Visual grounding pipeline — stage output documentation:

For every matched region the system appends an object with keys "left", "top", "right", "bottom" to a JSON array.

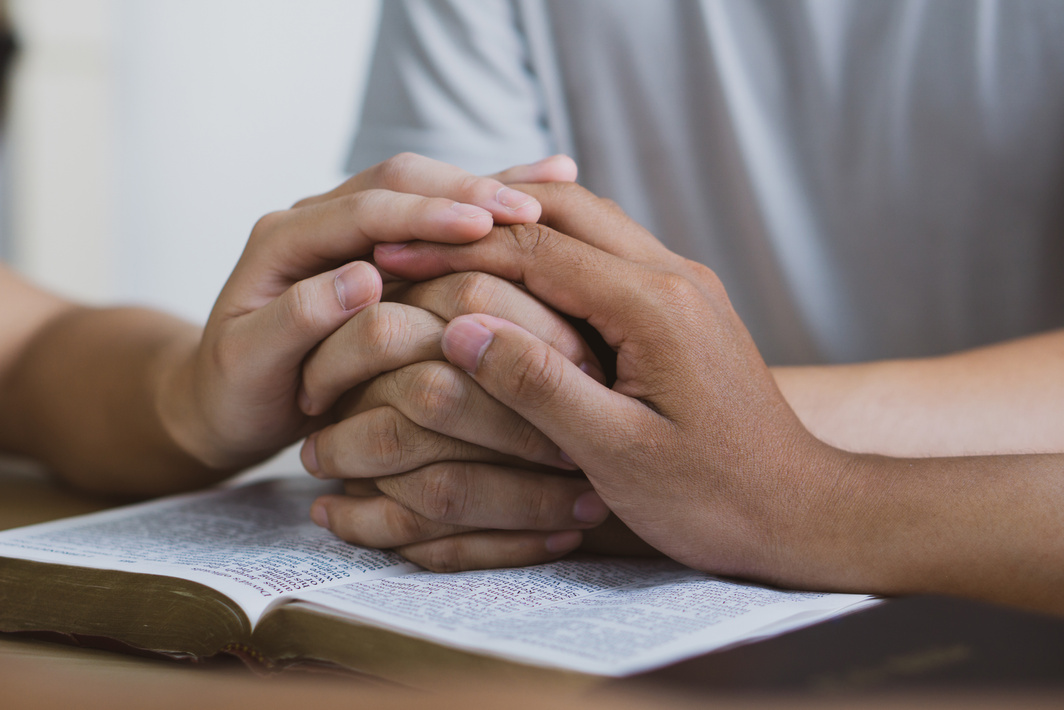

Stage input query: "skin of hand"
[
  {"left": 365, "top": 181, "right": 1064, "bottom": 615},
  {"left": 159, "top": 154, "right": 569, "bottom": 472},
  {"left": 0, "top": 154, "right": 563, "bottom": 496},
  {"left": 297, "top": 159, "right": 650, "bottom": 570},
  {"left": 298, "top": 269, "right": 658, "bottom": 569}
]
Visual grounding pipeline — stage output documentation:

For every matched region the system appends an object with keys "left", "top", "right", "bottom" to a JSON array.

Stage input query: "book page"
[
  {"left": 0, "top": 477, "right": 418, "bottom": 623},
  {"left": 297, "top": 557, "right": 876, "bottom": 676}
]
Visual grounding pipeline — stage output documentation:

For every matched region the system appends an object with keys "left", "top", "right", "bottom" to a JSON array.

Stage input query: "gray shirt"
[{"left": 351, "top": 0, "right": 1064, "bottom": 365}]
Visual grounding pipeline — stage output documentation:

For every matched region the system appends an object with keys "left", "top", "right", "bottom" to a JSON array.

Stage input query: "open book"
[{"left": 0, "top": 476, "right": 874, "bottom": 685}]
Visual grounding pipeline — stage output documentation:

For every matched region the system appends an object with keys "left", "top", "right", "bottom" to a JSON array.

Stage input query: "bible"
[{"left": 0, "top": 476, "right": 874, "bottom": 686}]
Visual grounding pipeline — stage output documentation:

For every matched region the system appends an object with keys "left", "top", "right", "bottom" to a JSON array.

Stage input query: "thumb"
[
  {"left": 441, "top": 314, "right": 653, "bottom": 470},
  {"left": 223, "top": 260, "right": 383, "bottom": 386}
]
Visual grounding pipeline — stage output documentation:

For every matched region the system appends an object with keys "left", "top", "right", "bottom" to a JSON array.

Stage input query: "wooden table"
[{"left": 2, "top": 458, "right": 1061, "bottom": 710}]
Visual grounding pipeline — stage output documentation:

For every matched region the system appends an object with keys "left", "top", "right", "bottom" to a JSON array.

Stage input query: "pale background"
[
  {"left": 3, "top": 0, "right": 379, "bottom": 320},
  {"left": 1, "top": 0, "right": 381, "bottom": 474}
]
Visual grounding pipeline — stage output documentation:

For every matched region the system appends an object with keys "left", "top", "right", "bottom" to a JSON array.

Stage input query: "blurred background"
[
  {"left": 1, "top": 0, "right": 379, "bottom": 323},
  {"left": 0, "top": 0, "right": 380, "bottom": 475}
]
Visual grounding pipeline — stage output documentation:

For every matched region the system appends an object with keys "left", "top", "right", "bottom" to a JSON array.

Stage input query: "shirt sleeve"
[{"left": 348, "top": 0, "right": 555, "bottom": 176}]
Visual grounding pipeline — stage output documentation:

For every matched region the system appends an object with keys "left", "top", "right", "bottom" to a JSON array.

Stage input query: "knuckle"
[
  {"left": 282, "top": 278, "right": 326, "bottom": 337},
  {"left": 504, "top": 222, "right": 557, "bottom": 257},
  {"left": 290, "top": 192, "right": 322, "bottom": 209},
  {"left": 505, "top": 419, "right": 551, "bottom": 460},
  {"left": 366, "top": 408, "right": 408, "bottom": 471},
  {"left": 537, "top": 179, "right": 588, "bottom": 202},
  {"left": 456, "top": 172, "right": 489, "bottom": 200},
  {"left": 538, "top": 181, "right": 617, "bottom": 214},
  {"left": 414, "top": 463, "right": 471, "bottom": 524},
  {"left": 373, "top": 152, "right": 420, "bottom": 189},
  {"left": 596, "top": 196, "right": 625, "bottom": 214},
  {"left": 391, "top": 277, "right": 449, "bottom": 317},
  {"left": 652, "top": 271, "right": 705, "bottom": 312},
  {"left": 505, "top": 345, "right": 566, "bottom": 411},
  {"left": 686, "top": 260, "right": 728, "bottom": 298},
  {"left": 336, "top": 190, "right": 378, "bottom": 222},
  {"left": 383, "top": 502, "right": 432, "bottom": 545},
  {"left": 450, "top": 271, "right": 508, "bottom": 315},
  {"left": 521, "top": 485, "right": 554, "bottom": 528},
  {"left": 360, "top": 303, "right": 408, "bottom": 358},
  {"left": 416, "top": 537, "right": 469, "bottom": 573},
  {"left": 248, "top": 210, "right": 287, "bottom": 245},
  {"left": 402, "top": 362, "right": 468, "bottom": 430}
]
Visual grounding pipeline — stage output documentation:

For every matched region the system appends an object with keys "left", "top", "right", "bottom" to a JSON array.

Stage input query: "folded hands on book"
[
  {"left": 9, "top": 145, "right": 1061, "bottom": 617},
  {"left": 297, "top": 172, "right": 1064, "bottom": 618}
]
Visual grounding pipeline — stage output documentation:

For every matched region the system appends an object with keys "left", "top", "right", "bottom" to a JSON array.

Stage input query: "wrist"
[
  {"left": 762, "top": 440, "right": 955, "bottom": 597},
  {"left": 750, "top": 433, "right": 882, "bottom": 592}
]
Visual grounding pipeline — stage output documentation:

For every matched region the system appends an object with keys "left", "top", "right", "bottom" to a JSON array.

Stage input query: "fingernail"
[
  {"left": 442, "top": 319, "right": 494, "bottom": 374},
  {"left": 545, "top": 530, "right": 582, "bottom": 554},
  {"left": 334, "top": 263, "right": 376, "bottom": 312},
  {"left": 375, "top": 242, "right": 408, "bottom": 255},
  {"left": 310, "top": 502, "right": 329, "bottom": 529},
  {"left": 301, "top": 433, "right": 320, "bottom": 475},
  {"left": 451, "top": 202, "right": 492, "bottom": 220},
  {"left": 557, "top": 450, "right": 578, "bottom": 469},
  {"left": 495, "top": 187, "right": 534, "bottom": 212},
  {"left": 572, "top": 490, "right": 609, "bottom": 524}
]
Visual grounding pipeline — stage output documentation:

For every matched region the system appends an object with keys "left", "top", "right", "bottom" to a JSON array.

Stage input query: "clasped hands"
[
  {"left": 270, "top": 153, "right": 857, "bottom": 592},
  {"left": 150, "top": 150, "right": 1064, "bottom": 613}
]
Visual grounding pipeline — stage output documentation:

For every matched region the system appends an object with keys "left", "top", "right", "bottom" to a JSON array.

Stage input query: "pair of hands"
[
  {"left": 313, "top": 163, "right": 1064, "bottom": 617},
  {"left": 267, "top": 161, "right": 855, "bottom": 587},
  {"left": 165, "top": 151, "right": 861, "bottom": 592},
  {"left": 158, "top": 152, "right": 1064, "bottom": 613},
  {"left": 157, "top": 154, "right": 622, "bottom": 561},
  {"left": 157, "top": 153, "right": 566, "bottom": 470}
]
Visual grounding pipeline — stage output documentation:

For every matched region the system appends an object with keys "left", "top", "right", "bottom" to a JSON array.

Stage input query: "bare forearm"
[
  {"left": 780, "top": 448, "right": 1064, "bottom": 615},
  {"left": 767, "top": 333, "right": 1064, "bottom": 612},
  {"left": 773, "top": 330, "right": 1064, "bottom": 457},
  {"left": 0, "top": 306, "right": 230, "bottom": 496}
]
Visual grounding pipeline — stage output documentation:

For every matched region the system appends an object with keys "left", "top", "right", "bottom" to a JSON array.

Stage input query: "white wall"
[
  {"left": 7, "top": 0, "right": 379, "bottom": 322},
  {"left": 4, "top": 0, "right": 380, "bottom": 476},
  {"left": 6, "top": 0, "right": 117, "bottom": 301}
]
